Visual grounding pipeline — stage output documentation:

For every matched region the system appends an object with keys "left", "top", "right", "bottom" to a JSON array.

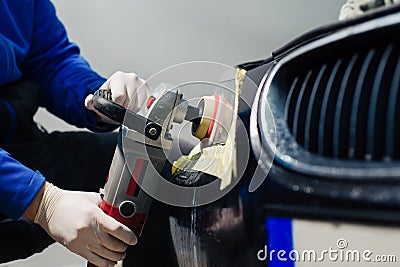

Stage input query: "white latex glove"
[
  {"left": 34, "top": 183, "right": 137, "bottom": 267},
  {"left": 339, "top": 0, "right": 400, "bottom": 20},
  {"left": 85, "top": 71, "right": 152, "bottom": 123}
]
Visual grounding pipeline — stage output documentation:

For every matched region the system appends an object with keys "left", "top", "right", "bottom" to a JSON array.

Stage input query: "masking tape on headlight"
[{"left": 172, "top": 68, "right": 247, "bottom": 190}]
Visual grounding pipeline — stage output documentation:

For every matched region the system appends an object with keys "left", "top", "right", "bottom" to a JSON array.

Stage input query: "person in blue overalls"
[{"left": 0, "top": 1, "right": 173, "bottom": 267}]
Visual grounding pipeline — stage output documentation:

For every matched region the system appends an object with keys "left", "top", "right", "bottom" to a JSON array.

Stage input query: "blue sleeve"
[
  {"left": 21, "top": 0, "right": 107, "bottom": 130},
  {"left": 0, "top": 148, "right": 45, "bottom": 220}
]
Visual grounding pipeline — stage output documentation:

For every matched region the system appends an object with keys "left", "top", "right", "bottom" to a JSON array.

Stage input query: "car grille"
[
  {"left": 285, "top": 41, "right": 400, "bottom": 161},
  {"left": 253, "top": 13, "right": 400, "bottom": 178}
]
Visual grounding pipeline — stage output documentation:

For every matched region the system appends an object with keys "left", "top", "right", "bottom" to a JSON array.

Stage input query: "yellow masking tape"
[{"left": 172, "top": 68, "right": 247, "bottom": 190}]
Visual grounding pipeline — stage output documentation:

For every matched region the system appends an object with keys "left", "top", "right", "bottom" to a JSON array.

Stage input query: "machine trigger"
[{"left": 146, "top": 96, "right": 156, "bottom": 109}]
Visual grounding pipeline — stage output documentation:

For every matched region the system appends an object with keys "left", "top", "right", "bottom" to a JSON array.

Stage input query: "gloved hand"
[
  {"left": 339, "top": 0, "right": 400, "bottom": 20},
  {"left": 34, "top": 183, "right": 137, "bottom": 267},
  {"left": 85, "top": 71, "right": 152, "bottom": 123}
]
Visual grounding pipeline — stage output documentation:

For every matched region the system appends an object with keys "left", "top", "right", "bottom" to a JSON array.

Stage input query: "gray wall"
[{"left": 35, "top": 0, "right": 345, "bottom": 131}]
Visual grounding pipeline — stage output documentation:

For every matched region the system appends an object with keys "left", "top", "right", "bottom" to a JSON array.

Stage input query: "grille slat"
[
  {"left": 318, "top": 59, "right": 343, "bottom": 156},
  {"left": 333, "top": 54, "right": 359, "bottom": 158},
  {"left": 366, "top": 44, "right": 394, "bottom": 160},
  {"left": 292, "top": 70, "right": 312, "bottom": 142},
  {"left": 305, "top": 64, "right": 327, "bottom": 151},
  {"left": 386, "top": 55, "right": 400, "bottom": 159},
  {"left": 348, "top": 49, "right": 376, "bottom": 159},
  {"left": 284, "top": 77, "right": 299, "bottom": 128}
]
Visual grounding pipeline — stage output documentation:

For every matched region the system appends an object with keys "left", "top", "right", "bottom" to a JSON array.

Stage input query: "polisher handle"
[{"left": 92, "top": 89, "right": 162, "bottom": 140}]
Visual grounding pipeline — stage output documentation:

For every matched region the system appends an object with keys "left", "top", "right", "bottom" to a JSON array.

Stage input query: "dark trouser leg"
[
  {"left": 0, "top": 81, "right": 117, "bottom": 262},
  {"left": 0, "top": 81, "right": 176, "bottom": 265},
  {"left": 0, "top": 129, "right": 177, "bottom": 265},
  {"left": 2, "top": 131, "right": 117, "bottom": 192},
  {"left": 0, "top": 131, "right": 117, "bottom": 262}
]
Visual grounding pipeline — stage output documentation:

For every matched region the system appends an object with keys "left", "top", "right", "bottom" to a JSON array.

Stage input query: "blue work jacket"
[{"left": 0, "top": 0, "right": 106, "bottom": 219}]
